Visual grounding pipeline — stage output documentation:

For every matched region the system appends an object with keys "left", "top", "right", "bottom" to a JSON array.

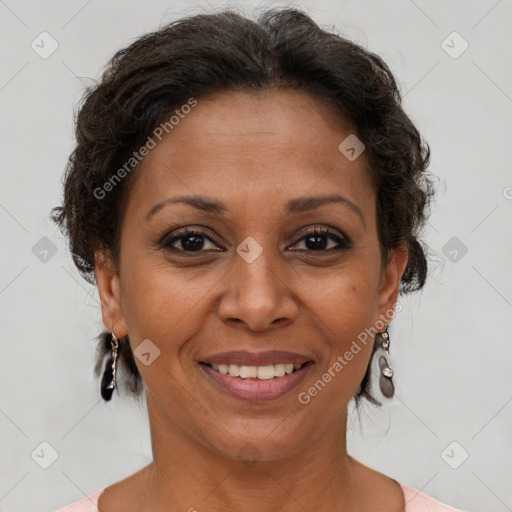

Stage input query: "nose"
[{"left": 217, "top": 246, "right": 299, "bottom": 332}]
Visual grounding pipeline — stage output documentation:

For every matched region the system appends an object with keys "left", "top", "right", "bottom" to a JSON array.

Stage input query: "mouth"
[{"left": 198, "top": 360, "right": 314, "bottom": 402}]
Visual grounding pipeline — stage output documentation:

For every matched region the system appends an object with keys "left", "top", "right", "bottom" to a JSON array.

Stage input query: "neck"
[{"left": 135, "top": 391, "right": 362, "bottom": 512}]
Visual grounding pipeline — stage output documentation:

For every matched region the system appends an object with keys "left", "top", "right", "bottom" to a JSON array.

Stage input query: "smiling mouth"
[
  {"left": 198, "top": 360, "right": 314, "bottom": 402},
  {"left": 199, "top": 362, "right": 308, "bottom": 380}
]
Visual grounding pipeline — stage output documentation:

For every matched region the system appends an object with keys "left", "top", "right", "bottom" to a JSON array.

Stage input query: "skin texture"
[{"left": 95, "top": 89, "right": 409, "bottom": 511}]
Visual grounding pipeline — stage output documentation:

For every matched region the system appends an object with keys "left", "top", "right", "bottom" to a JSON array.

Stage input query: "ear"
[
  {"left": 376, "top": 242, "right": 409, "bottom": 323},
  {"left": 94, "top": 251, "right": 128, "bottom": 337}
]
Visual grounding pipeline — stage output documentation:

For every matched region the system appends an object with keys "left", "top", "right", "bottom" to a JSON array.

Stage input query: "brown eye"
[
  {"left": 291, "top": 226, "right": 351, "bottom": 252},
  {"left": 158, "top": 228, "right": 223, "bottom": 253},
  {"left": 172, "top": 233, "right": 209, "bottom": 251}
]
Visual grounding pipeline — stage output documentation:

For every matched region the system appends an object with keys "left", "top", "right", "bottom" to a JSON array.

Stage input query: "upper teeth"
[{"left": 210, "top": 363, "right": 303, "bottom": 379}]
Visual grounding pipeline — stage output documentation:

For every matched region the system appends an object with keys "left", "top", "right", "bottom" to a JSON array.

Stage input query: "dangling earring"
[
  {"left": 100, "top": 333, "right": 119, "bottom": 401},
  {"left": 378, "top": 324, "right": 395, "bottom": 398}
]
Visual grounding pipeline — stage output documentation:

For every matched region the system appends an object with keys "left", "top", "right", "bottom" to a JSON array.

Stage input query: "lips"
[
  {"left": 199, "top": 350, "right": 313, "bottom": 367},
  {"left": 199, "top": 360, "right": 314, "bottom": 402}
]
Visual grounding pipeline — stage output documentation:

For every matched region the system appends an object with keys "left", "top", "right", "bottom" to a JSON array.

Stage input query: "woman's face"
[{"left": 96, "top": 88, "right": 407, "bottom": 461}]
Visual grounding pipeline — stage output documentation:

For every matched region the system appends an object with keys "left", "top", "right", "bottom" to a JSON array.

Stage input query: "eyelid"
[
  {"left": 290, "top": 224, "right": 351, "bottom": 246},
  {"left": 156, "top": 225, "right": 225, "bottom": 249},
  {"left": 157, "top": 223, "right": 352, "bottom": 253}
]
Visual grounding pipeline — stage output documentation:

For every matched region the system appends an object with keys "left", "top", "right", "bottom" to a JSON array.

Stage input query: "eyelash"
[{"left": 157, "top": 225, "right": 352, "bottom": 254}]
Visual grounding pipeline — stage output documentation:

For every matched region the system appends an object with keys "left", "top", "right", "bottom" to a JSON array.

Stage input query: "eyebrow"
[{"left": 145, "top": 193, "right": 365, "bottom": 226}]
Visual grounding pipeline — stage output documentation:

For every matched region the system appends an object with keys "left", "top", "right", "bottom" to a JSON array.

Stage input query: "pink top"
[{"left": 55, "top": 483, "right": 466, "bottom": 511}]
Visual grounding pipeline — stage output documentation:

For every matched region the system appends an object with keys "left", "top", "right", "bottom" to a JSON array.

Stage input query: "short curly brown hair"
[{"left": 51, "top": 7, "right": 434, "bottom": 407}]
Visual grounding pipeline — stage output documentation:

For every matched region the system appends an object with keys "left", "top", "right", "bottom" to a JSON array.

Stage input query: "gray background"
[{"left": 0, "top": 0, "right": 511, "bottom": 510}]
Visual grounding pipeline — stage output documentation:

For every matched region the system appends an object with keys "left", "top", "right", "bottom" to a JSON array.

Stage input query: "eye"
[
  {"left": 290, "top": 225, "right": 351, "bottom": 252},
  {"left": 158, "top": 227, "right": 223, "bottom": 253},
  {"left": 157, "top": 225, "right": 351, "bottom": 255}
]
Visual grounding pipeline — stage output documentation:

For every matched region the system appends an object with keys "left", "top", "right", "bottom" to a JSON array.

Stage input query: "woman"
[{"left": 52, "top": 7, "right": 466, "bottom": 511}]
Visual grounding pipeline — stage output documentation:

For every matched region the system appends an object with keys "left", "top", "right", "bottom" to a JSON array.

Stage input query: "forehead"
[{"left": 124, "top": 88, "right": 374, "bottom": 221}]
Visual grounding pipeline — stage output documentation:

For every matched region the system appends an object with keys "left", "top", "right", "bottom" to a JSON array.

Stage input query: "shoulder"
[
  {"left": 399, "top": 483, "right": 467, "bottom": 512},
  {"left": 54, "top": 482, "right": 467, "bottom": 511},
  {"left": 54, "top": 488, "right": 105, "bottom": 511}
]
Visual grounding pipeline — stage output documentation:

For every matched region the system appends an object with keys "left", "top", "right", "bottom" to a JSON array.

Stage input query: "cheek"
[
  {"left": 118, "top": 252, "right": 220, "bottom": 352},
  {"left": 303, "top": 257, "right": 381, "bottom": 388},
  {"left": 306, "top": 251, "right": 381, "bottom": 329}
]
